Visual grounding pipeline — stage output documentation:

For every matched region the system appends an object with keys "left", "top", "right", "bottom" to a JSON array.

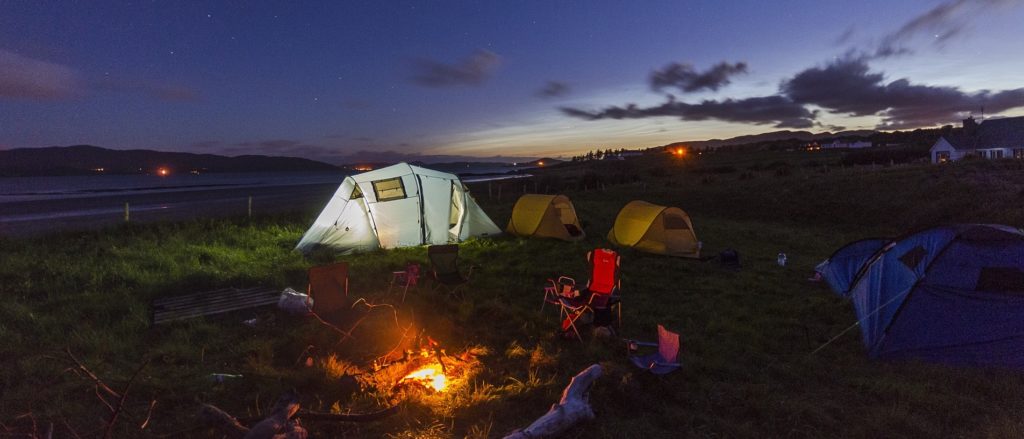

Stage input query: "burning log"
[{"left": 502, "top": 364, "right": 603, "bottom": 439}]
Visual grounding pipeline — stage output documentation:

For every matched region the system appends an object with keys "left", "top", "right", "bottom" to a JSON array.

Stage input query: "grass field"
[{"left": 3, "top": 150, "right": 1024, "bottom": 438}]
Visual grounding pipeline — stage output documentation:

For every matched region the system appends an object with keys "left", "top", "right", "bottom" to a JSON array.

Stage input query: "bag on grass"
[{"left": 278, "top": 287, "right": 313, "bottom": 315}]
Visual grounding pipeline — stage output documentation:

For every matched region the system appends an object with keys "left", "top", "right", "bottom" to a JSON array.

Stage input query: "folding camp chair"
[
  {"left": 388, "top": 262, "right": 421, "bottom": 302},
  {"left": 625, "top": 325, "right": 681, "bottom": 374},
  {"left": 542, "top": 276, "right": 577, "bottom": 312},
  {"left": 307, "top": 262, "right": 349, "bottom": 314},
  {"left": 556, "top": 249, "right": 622, "bottom": 341},
  {"left": 427, "top": 244, "right": 474, "bottom": 297}
]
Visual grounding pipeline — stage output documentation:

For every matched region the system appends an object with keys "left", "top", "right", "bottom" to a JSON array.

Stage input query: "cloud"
[
  {"left": 650, "top": 61, "right": 747, "bottom": 93},
  {"left": 537, "top": 81, "right": 570, "bottom": 98},
  {"left": 411, "top": 50, "right": 501, "bottom": 88},
  {"left": 561, "top": 94, "right": 817, "bottom": 128},
  {"left": 781, "top": 56, "right": 1024, "bottom": 128},
  {"left": 0, "top": 49, "right": 80, "bottom": 100},
  {"left": 872, "top": 0, "right": 1022, "bottom": 58},
  {"left": 339, "top": 149, "right": 538, "bottom": 164}
]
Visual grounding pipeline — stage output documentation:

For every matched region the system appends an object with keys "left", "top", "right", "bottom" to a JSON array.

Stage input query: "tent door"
[
  {"left": 448, "top": 182, "right": 466, "bottom": 241},
  {"left": 418, "top": 175, "right": 454, "bottom": 245}
]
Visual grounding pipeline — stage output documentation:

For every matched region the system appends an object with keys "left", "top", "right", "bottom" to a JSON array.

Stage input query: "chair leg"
[{"left": 401, "top": 279, "right": 411, "bottom": 303}]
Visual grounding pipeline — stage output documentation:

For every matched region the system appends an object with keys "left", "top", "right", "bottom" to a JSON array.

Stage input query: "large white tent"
[{"left": 296, "top": 163, "right": 501, "bottom": 253}]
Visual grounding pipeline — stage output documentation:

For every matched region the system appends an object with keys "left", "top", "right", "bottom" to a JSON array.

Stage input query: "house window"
[
  {"left": 1015, "top": 149, "right": 1024, "bottom": 159},
  {"left": 371, "top": 177, "right": 406, "bottom": 201},
  {"left": 935, "top": 151, "right": 950, "bottom": 163}
]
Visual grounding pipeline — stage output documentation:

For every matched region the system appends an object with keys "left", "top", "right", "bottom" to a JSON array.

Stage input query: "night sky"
[{"left": 2, "top": 0, "right": 1023, "bottom": 163}]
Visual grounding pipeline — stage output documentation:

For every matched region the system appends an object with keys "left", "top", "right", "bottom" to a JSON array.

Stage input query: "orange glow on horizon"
[
  {"left": 157, "top": 167, "right": 170, "bottom": 176},
  {"left": 673, "top": 147, "right": 686, "bottom": 157}
]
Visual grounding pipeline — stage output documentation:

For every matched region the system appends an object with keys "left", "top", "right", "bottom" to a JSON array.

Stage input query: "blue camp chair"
[{"left": 625, "top": 325, "right": 681, "bottom": 374}]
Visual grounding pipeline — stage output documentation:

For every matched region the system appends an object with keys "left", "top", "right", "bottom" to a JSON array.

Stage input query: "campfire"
[{"left": 399, "top": 365, "right": 448, "bottom": 392}]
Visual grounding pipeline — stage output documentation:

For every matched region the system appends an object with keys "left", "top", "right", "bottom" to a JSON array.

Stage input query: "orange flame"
[{"left": 401, "top": 365, "right": 447, "bottom": 392}]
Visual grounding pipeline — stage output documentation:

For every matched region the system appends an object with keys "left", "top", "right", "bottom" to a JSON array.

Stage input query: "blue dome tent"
[{"left": 817, "top": 225, "right": 1024, "bottom": 368}]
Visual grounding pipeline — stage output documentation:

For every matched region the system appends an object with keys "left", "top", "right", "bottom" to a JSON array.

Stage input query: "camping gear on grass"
[
  {"left": 542, "top": 276, "right": 578, "bottom": 311},
  {"left": 556, "top": 249, "right": 623, "bottom": 341},
  {"left": 278, "top": 287, "right": 313, "bottom": 315},
  {"left": 816, "top": 224, "right": 1024, "bottom": 368},
  {"left": 296, "top": 162, "right": 501, "bottom": 254},
  {"left": 607, "top": 200, "right": 701, "bottom": 258},
  {"left": 150, "top": 286, "right": 280, "bottom": 325},
  {"left": 719, "top": 248, "right": 741, "bottom": 270},
  {"left": 428, "top": 244, "right": 474, "bottom": 297},
  {"left": 625, "top": 325, "right": 681, "bottom": 374},
  {"left": 507, "top": 194, "right": 585, "bottom": 241},
  {"left": 388, "top": 262, "right": 421, "bottom": 302},
  {"left": 308, "top": 262, "right": 349, "bottom": 314}
]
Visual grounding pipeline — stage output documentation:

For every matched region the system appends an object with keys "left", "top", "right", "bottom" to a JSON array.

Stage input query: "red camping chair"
[
  {"left": 308, "top": 262, "right": 349, "bottom": 314},
  {"left": 558, "top": 249, "right": 622, "bottom": 341},
  {"left": 625, "top": 325, "right": 681, "bottom": 374},
  {"left": 388, "top": 262, "right": 421, "bottom": 302}
]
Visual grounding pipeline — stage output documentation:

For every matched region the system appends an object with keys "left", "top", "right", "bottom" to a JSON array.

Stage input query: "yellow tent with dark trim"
[
  {"left": 607, "top": 200, "right": 700, "bottom": 257},
  {"left": 506, "top": 194, "right": 585, "bottom": 241}
]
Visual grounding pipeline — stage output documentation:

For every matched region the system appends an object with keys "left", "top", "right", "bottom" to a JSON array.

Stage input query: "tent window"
[
  {"left": 663, "top": 214, "right": 689, "bottom": 230},
  {"left": 899, "top": 246, "right": 927, "bottom": 269},
  {"left": 350, "top": 185, "right": 363, "bottom": 199},
  {"left": 372, "top": 178, "right": 406, "bottom": 202},
  {"left": 976, "top": 267, "right": 1024, "bottom": 292}
]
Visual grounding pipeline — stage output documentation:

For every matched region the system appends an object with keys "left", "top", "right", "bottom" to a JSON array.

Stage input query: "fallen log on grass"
[
  {"left": 198, "top": 390, "right": 400, "bottom": 439},
  {"left": 503, "top": 363, "right": 603, "bottom": 439}
]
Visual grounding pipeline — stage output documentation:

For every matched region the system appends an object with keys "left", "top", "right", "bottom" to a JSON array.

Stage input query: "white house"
[{"left": 930, "top": 116, "right": 1024, "bottom": 163}]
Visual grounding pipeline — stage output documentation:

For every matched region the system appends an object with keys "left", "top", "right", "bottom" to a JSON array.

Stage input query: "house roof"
[{"left": 945, "top": 116, "right": 1024, "bottom": 150}]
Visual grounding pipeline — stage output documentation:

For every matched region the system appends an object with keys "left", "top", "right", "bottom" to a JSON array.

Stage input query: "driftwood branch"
[
  {"left": 199, "top": 390, "right": 399, "bottom": 438},
  {"left": 503, "top": 364, "right": 603, "bottom": 439},
  {"left": 65, "top": 348, "right": 120, "bottom": 398},
  {"left": 102, "top": 358, "right": 150, "bottom": 439}
]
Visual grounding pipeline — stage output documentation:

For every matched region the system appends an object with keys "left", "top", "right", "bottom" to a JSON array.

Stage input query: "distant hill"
[
  {"left": 661, "top": 129, "right": 876, "bottom": 150},
  {"left": 525, "top": 158, "right": 563, "bottom": 166},
  {"left": 0, "top": 145, "right": 340, "bottom": 177}
]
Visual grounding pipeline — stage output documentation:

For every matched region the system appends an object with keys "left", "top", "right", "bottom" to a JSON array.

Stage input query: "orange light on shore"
[
  {"left": 157, "top": 167, "right": 170, "bottom": 176},
  {"left": 673, "top": 148, "right": 686, "bottom": 157},
  {"left": 401, "top": 365, "right": 448, "bottom": 392},
  {"left": 537, "top": 161, "right": 545, "bottom": 166}
]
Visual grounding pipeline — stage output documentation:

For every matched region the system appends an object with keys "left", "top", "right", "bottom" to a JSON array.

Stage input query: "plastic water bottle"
[
  {"left": 777, "top": 252, "right": 787, "bottom": 267},
  {"left": 209, "top": 373, "right": 243, "bottom": 383}
]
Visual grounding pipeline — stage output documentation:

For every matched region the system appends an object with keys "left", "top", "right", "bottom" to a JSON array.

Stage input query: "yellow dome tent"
[
  {"left": 607, "top": 200, "right": 700, "bottom": 257},
  {"left": 506, "top": 194, "right": 585, "bottom": 241}
]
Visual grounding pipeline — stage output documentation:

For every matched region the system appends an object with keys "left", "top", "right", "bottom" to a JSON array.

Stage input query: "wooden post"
[
  {"left": 124, "top": 202, "right": 130, "bottom": 222},
  {"left": 497, "top": 184, "right": 502, "bottom": 200},
  {"left": 488, "top": 182, "right": 492, "bottom": 199},
  {"left": 248, "top": 196, "right": 253, "bottom": 218}
]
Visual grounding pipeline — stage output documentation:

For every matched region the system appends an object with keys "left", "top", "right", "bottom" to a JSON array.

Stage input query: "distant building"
[
  {"left": 822, "top": 140, "right": 872, "bottom": 149},
  {"left": 604, "top": 150, "right": 644, "bottom": 160},
  {"left": 930, "top": 116, "right": 1024, "bottom": 163},
  {"left": 804, "top": 140, "right": 872, "bottom": 151}
]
